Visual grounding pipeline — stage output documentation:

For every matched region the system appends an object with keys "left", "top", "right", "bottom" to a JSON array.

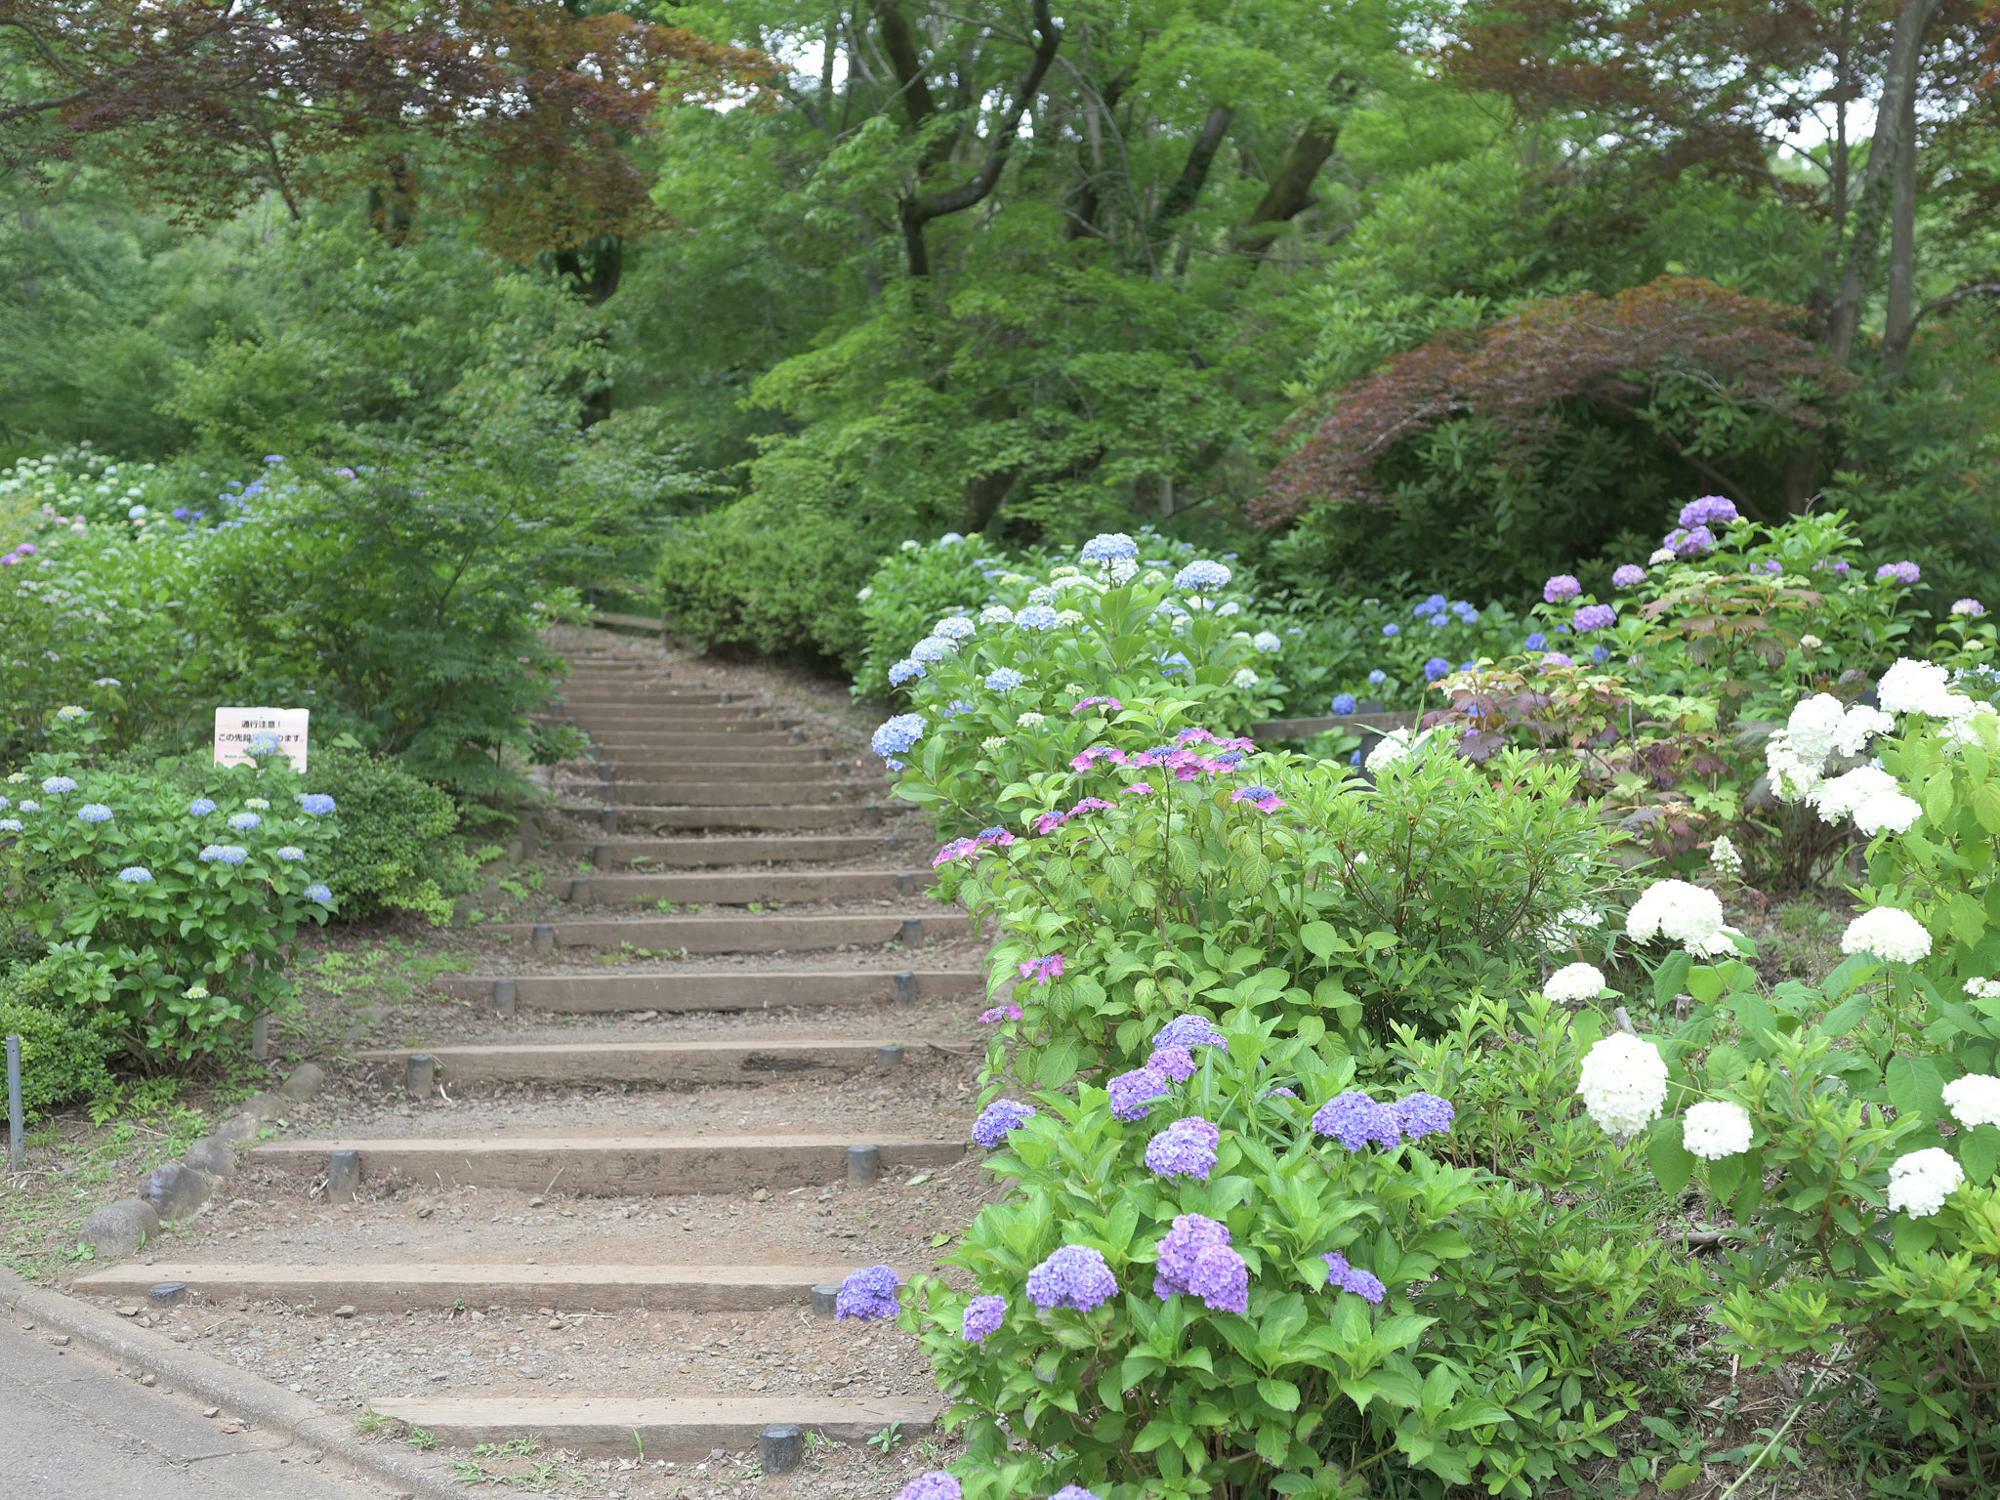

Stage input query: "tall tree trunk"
[{"left": 1879, "top": 73, "right": 1923, "bottom": 384}]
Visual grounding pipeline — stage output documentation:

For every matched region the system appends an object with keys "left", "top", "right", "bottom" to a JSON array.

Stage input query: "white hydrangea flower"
[
  {"left": 1878, "top": 658, "right": 1957, "bottom": 717},
  {"left": 1108, "top": 559, "right": 1137, "bottom": 585},
  {"left": 1252, "top": 631, "right": 1281, "bottom": 654},
  {"left": 1544, "top": 962, "right": 1606, "bottom": 1003},
  {"left": 1839, "top": 907, "right": 1932, "bottom": 964},
  {"left": 1027, "top": 586, "right": 1056, "bottom": 606},
  {"left": 1682, "top": 1100, "right": 1754, "bottom": 1160},
  {"left": 1537, "top": 905, "right": 1604, "bottom": 948},
  {"left": 1649, "top": 547, "right": 1675, "bottom": 565},
  {"left": 1967, "top": 977, "right": 2000, "bottom": 1001},
  {"left": 899, "top": 539, "right": 920, "bottom": 552},
  {"left": 1054, "top": 609, "right": 1083, "bottom": 627},
  {"left": 1852, "top": 791, "right": 1922, "bottom": 836},
  {"left": 1049, "top": 565, "right": 1080, "bottom": 579},
  {"left": 1785, "top": 694, "right": 1848, "bottom": 765},
  {"left": 1016, "top": 712, "right": 1046, "bottom": 728},
  {"left": 931, "top": 616, "right": 975, "bottom": 640},
  {"left": 1810, "top": 764, "right": 1901, "bottom": 820},
  {"left": 1626, "top": 879, "right": 1737, "bottom": 958},
  {"left": 1799, "top": 634, "right": 1822, "bottom": 649},
  {"left": 1215, "top": 602, "right": 1241, "bottom": 617},
  {"left": 1943, "top": 1074, "right": 2000, "bottom": 1130},
  {"left": 857, "top": 585, "right": 873, "bottom": 601},
  {"left": 1709, "top": 836, "right": 1743, "bottom": 877},
  {"left": 1577, "top": 1033, "right": 1669, "bottom": 1137},
  {"left": 1885, "top": 1147, "right": 1964, "bottom": 1218},
  {"left": 1836, "top": 704, "right": 1896, "bottom": 754},
  {"left": 1364, "top": 728, "right": 1432, "bottom": 774},
  {"left": 980, "top": 736, "right": 1006, "bottom": 752},
  {"left": 1763, "top": 729, "right": 1823, "bottom": 802},
  {"left": 981, "top": 604, "right": 1014, "bottom": 625},
  {"left": 1942, "top": 706, "right": 2000, "bottom": 749},
  {"left": 1232, "top": 668, "right": 1260, "bottom": 688}
]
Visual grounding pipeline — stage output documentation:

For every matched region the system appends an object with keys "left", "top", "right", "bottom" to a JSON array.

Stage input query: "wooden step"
[
  {"left": 252, "top": 1134, "right": 965, "bottom": 1193},
  {"left": 563, "top": 870, "right": 929, "bottom": 905},
  {"left": 357, "top": 1038, "right": 910, "bottom": 1085},
  {"left": 368, "top": 1395, "right": 936, "bottom": 1459},
  {"left": 436, "top": 967, "right": 982, "bottom": 1013},
  {"left": 558, "top": 834, "right": 894, "bottom": 867},
  {"left": 559, "top": 805, "right": 883, "bottom": 832},
  {"left": 73, "top": 1261, "right": 847, "bottom": 1313},
  {"left": 556, "top": 781, "right": 876, "bottom": 808},
  {"left": 563, "top": 710, "right": 791, "bottom": 729},
  {"left": 559, "top": 691, "right": 733, "bottom": 706},
  {"left": 563, "top": 760, "right": 846, "bottom": 783},
  {"left": 584, "top": 733, "right": 805, "bottom": 750},
  {"left": 490, "top": 911, "right": 968, "bottom": 953}
]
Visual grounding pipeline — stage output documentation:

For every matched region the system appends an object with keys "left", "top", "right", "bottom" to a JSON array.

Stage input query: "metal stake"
[{"left": 6, "top": 1034, "right": 22, "bottom": 1174}]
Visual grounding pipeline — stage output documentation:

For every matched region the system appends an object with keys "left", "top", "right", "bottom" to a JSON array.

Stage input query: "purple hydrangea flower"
[
  {"left": 1018, "top": 954, "right": 1066, "bottom": 984},
  {"left": 1143, "top": 1117, "right": 1220, "bottom": 1182},
  {"left": 896, "top": 1475, "right": 961, "bottom": 1500},
  {"left": 972, "top": 1098, "right": 1036, "bottom": 1149},
  {"left": 1108, "top": 1067, "right": 1170, "bottom": 1121},
  {"left": 961, "top": 1294, "right": 1006, "bottom": 1343},
  {"left": 1395, "top": 1092, "right": 1455, "bottom": 1141},
  {"left": 1678, "top": 495, "right": 1740, "bottom": 529},
  {"left": 835, "top": 1264, "right": 901, "bottom": 1322},
  {"left": 1952, "top": 598, "right": 1986, "bottom": 617},
  {"left": 1026, "top": 1245, "right": 1119, "bottom": 1312},
  {"left": 1230, "top": 785, "right": 1285, "bottom": 813},
  {"left": 1050, "top": 1489, "right": 1103, "bottom": 1500},
  {"left": 1543, "top": 574, "right": 1582, "bottom": 604},
  {"left": 1753, "top": 559, "right": 1783, "bottom": 575},
  {"left": 1322, "top": 1251, "right": 1386, "bottom": 1304},
  {"left": 1311, "top": 1091, "right": 1403, "bottom": 1151},
  {"left": 1153, "top": 1015, "right": 1227, "bottom": 1053},
  {"left": 1155, "top": 1213, "right": 1231, "bottom": 1297},
  {"left": 1876, "top": 560, "right": 1921, "bottom": 585},
  {"left": 1148, "top": 1045, "right": 1196, "bottom": 1082},
  {"left": 1573, "top": 603, "right": 1616, "bottom": 632},
  {"left": 1612, "top": 564, "right": 1646, "bottom": 588},
  {"left": 1664, "top": 525, "right": 1716, "bottom": 558},
  {"left": 1542, "top": 652, "right": 1575, "bottom": 668}
]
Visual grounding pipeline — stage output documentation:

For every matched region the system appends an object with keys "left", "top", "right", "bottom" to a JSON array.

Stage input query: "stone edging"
[{"left": 0, "top": 1264, "right": 474, "bottom": 1500}]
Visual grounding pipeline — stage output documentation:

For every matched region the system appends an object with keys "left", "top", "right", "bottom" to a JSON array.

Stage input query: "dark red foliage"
[
  {"left": 1254, "top": 276, "right": 1857, "bottom": 525},
  {"left": 0, "top": 0, "right": 766, "bottom": 252}
]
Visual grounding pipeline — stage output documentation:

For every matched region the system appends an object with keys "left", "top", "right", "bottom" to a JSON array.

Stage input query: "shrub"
[
  {"left": 0, "top": 722, "right": 336, "bottom": 1063},
  {"left": 853, "top": 535, "right": 1041, "bottom": 702},
  {"left": 0, "top": 945, "right": 122, "bottom": 1117}
]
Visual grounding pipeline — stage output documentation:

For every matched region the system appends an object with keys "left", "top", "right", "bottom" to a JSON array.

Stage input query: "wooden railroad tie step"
[
  {"left": 562, "top": 869, "right": 931, "bottom": 904},
  {"left": 558, "top": 761, "right": 846, "bottom": 783},
  {"left": 555, "top": 782, "right": 877, "bottom": 809},
  {"left": 357, "top": 1037, "right": 923, "bottom": 1086},
  {"left": 491, "top": 910, "right": 969, "bottom": 954},
  {"left": 74, "top": 1261, "right": 851, "bottom": 1313},
  {"left": 251, "top": 1134, "right": 966, "bottom": 1193},
  {"left": 557, "top": 805, "right": 889, "bottom": 832},
  {"left": 436, "top": 967, "right": 983, "bottom": 1014},
  {"left": 366, "top": 1395, "right": 937, "bottom": 1459},
  {"left": 550, "top": 834, "right": 895, "bottom": 867}
]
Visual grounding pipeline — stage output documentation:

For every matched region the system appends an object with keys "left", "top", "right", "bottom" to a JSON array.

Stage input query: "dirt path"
[{"left": 68, "top": 627, "right": 986, "bottom": 1497}]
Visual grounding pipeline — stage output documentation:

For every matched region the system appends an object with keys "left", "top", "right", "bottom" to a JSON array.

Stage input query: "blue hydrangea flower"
[
  {"left": 0, "top": 819, "right": 21, "bottom": 834},
  {"left": 871, "top": 713, "right": 926, "bottom": 761},
  {"left": 0, "top": 797, "right": 10, "bottom": 812},
  {"left": 1144, "top": 1117, "right": 1220, "bottom": 1182},
  {"left": 1160, "top": 651, "right": 1191, "bottom": 676},
  {"left": 1174, "top": 560, "right": 1232, "bottom": 593},
  {"left": 247, "top": 731, "right": 283, "bottom": 757},
  {"left": 229, "top": 812, "right": 261, "bottom": 831},
  {"left": 1423, "top": 657, "right": 1451, "bottom": 681},
  {"left": 931, "top": 615, "right": 976, "bottom": 640},
  {"left": 971, "top": 1098, "right": 1036, "bottom": 1149},
  {"left": 1395, "top": 1092, "right": 1456, "bottom": 1141},
  {"left": 1080, "top": 533, "right": 1139, "bottom": 565},
  {"left": 1016, "top": 605, "right": 1060, "bottom": 630},
  {"left": 1367, "top": 669, "right": 1387, "bottom": 686},
  {"left": 1524, "top": 632, "right": 1548, "bottom": 651},
  {"left": 1592, "top": 644, "right": 1611, "bottom": 663},
  {"left": 1026, "top": 1245, "right": 1119, "bottom": 1312},
  {"left": 304, "top": 884, "right": 334, "bottom": 904},
  {"left": 985, "top": 668, "right": 1024, "bottom": 693},
  {"left": 1382, "top": 623, "right": 1400, "bottom": 637},
  {"left": 1331, "top": 693, "right": 1358, "bottom": 715},
  {"left": 199, "top": 844, "right": 249, "bottom": 865},
  {"left": 944, "top": 698, "right": 977, "bottom": 717},
  {"left": 117, "top": 866, "right": 152, "bottom": 884},
  {"left": 299, "top": 794, "right": 336, "bottom": 817},
  {"left": 77, "top": 803, "right": 113, "bottom": 824},
  {"left": 961, "top": 1294, "right": 1007, "bottom": 1343},
  {"left": 1154, "top": 1014, "right": 1228, "bottom": 1052},
  {"left": 1108, "top": 1067, "right": 1171, "bottom": 1122},
  {"left": 835, "top": 1264, "right": 901, "bottom": 1322},
  {"left": 276, "top": 846, "right": 305, "bottom": 862},
  {"left": 1311, "top": 1091, "right": 1404, "bottom": 1151},
  {"left": 888, "top": 658, "right": 925, "bottom": 686},
  {"left": 189, "top": 798, "right": 218, "bottom": 816},
  {"left": 910, "top": 635, "right": 955, "bottom": 664},
  {"left": 40, "top": 776, "right": 77, "bottom": 795},
  {"left": 1451, "top": 600, "right": 1479, "bottom": 622}
]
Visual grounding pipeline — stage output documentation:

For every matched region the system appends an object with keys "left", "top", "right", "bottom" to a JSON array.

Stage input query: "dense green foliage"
[{"left": 0, "top": 947, "right": 123, "bottom": 1118}]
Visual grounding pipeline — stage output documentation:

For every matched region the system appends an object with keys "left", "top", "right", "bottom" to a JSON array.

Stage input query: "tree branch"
[{"left": 1149, "top": 103, "right": 1233, "bottom": 247}]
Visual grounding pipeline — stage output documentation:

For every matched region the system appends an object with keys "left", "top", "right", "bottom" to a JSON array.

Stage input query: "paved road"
[{"left": 0, "top": 1319, "right": 394, "bottom": 1499}]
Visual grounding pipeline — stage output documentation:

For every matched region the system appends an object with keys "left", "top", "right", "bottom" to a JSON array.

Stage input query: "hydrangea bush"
[
  {"left": 0, "top": 717, "right": 337, "bottom": 1062},
  {"left": 867, "top": 534, "right": 1284, "bottom": 839}
]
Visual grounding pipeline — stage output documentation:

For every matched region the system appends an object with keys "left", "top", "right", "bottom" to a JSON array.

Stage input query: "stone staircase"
[{"left": 73, "top": 633, "right": 981, "bottom": 1477}]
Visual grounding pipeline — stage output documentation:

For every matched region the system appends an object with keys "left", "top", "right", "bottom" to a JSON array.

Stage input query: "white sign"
[{"left": 214, "top": 707, "right": 310, "bottom": 772}]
